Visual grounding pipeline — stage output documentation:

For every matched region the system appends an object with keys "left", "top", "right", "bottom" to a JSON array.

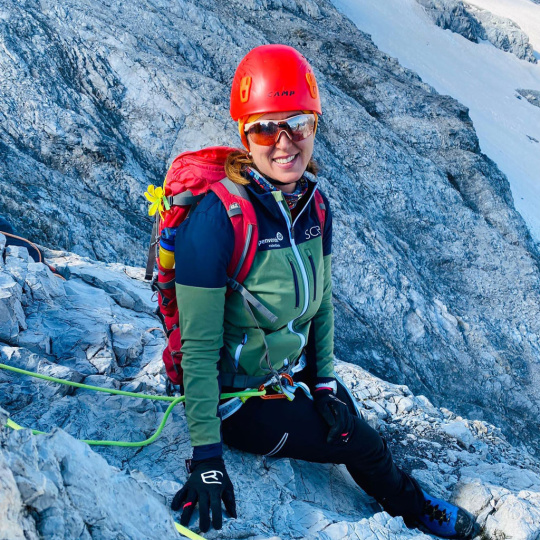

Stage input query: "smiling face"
[{"left": 246, "top": 110, "right": 315, "bottom": 193}]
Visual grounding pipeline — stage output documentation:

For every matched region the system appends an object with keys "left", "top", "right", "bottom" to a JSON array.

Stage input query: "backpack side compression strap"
[
  {"left": 227, "top": 278, "right": 278, "bottom": 324},
  {"left": 145, "top": 212, "right": 160, "bottom": 281}
]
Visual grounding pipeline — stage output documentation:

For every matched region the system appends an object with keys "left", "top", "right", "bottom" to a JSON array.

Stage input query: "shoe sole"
[{"left": 416, "top": 509, "right": 480, "bottom": 539}]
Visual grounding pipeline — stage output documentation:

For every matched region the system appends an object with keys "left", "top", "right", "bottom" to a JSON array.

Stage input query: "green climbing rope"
[
  {"left": 0, "top": 362, "right": 264, "bottom": 447},
  {"left": 4, "top": 396, "right": 185, "bottom": 447},
  {"left": 174, "top": 522, "right": 205, "bottom": 540},
  {"left": 0, "top": 362, "right": 264, "bottom": 540}
]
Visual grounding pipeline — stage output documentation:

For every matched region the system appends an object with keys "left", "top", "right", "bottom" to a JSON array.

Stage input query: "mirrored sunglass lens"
[
  {"left": 248, "top": 122, "right": 279, "bottom": 144},
  {"left": 247, "top": 115, "right": 315, "bottom": 145},
  {"left": 287, "top": 116, "right": 315, "bottom": 141}
]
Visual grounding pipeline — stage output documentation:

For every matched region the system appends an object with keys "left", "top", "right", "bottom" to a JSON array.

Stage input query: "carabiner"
[{"left": 259, "top": 373, "right": 295, "bottom": 400}]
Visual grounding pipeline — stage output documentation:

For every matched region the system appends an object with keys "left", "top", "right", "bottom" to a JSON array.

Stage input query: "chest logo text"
[{"left": 305, "top": 226, "right": 321, "bottom": 240}]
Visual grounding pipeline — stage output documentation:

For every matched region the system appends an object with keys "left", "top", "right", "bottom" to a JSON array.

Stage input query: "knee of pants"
[{"left": 344, "top": 421, "right": 394, "bottom": 473}]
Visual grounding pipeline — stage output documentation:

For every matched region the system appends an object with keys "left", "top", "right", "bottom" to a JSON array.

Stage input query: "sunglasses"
[{"left": 244, "top": 114, "right": 316, "bottom": 146}]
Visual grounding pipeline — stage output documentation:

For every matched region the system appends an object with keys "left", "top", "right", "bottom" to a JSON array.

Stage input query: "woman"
[{"left": 171, "top": 44, "right": 477, "bottom": 539}]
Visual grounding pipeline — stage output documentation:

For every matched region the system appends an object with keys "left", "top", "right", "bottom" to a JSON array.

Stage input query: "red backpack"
[{"left": 145, "top": 146, "right": 326, "bottom": 390}]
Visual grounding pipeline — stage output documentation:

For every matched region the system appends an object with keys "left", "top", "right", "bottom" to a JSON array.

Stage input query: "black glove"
[
  {"left": 314, "top": 389, "right": 355, "bottom": 444},
  {"left": 171, "top": 457, "right": 237, "bottom": 532}
]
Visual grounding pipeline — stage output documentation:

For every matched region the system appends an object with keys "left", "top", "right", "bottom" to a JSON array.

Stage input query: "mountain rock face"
[
  {"left": 416, "top": 0, "right": 537, "bottom": 63},
  {"left": 1, "top": 0, "right": 540, "bottom": 469},
  {"left": 1, "top": 243, "right": 540, "bottom": 538},
  {"left": 518, "top": 88, "right": 540, "bottom": 108}
]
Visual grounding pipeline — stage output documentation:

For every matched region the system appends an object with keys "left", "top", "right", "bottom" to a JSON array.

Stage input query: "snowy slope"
[{"left": 332, "top": 0, "right": 540, "bottom": 243}]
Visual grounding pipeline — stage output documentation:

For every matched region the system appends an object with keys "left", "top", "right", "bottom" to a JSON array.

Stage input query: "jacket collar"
[{"left": 243, "top": 168, "right": 318, "bottom": 210}]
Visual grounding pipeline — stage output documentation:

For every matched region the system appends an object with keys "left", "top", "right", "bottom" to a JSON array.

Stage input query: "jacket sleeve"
[
  {"left": 174, "top": 193, "right": 234, "bottom": 459},
  {"left": 310, "top": 191, "right": 335, "bottom": 381}
]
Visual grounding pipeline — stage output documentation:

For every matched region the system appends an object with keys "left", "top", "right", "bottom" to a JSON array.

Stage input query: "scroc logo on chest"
[{"left": 305, "top": 226, "right": 321, "bottom": 240}]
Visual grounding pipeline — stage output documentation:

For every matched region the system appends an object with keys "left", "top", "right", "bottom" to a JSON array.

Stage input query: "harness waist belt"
[
  {"left": 219, "top": 353, "right": 307, "bottom": 389},
  {"left": 219, "top": 372, "right": 268, "bottom": 389}
]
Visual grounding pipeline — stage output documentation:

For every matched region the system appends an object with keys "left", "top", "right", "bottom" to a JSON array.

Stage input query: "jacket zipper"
[
  {"left": 276, "top": 187, "right": 318, "bottom": 349},
  {"left": 234, "top": 333, "right": 248, "bottom": 370},
  {"left": 308, "top": 253, "right": 317, "bottom": 302},
  {"left": 289, "top": 260, "right": 300, "bottom": 308}
]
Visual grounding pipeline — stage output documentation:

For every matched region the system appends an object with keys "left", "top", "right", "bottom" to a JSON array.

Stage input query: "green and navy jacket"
[{"left": 175, "top": 173, "right": 334, "bottom": 460}]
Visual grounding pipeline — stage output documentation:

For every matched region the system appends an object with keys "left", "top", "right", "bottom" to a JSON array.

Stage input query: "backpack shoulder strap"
[
  {"left": 211, "top": 178, "right": 277, "bottom": 324},
  {"left": 211, "top": 178, "right": 258, "bottom": 283},
  {"left": 218, "top": 176, "right": 249, "bottom": 201},
  {"left": 313, "top": 189, "right": 327, "bottom": 237}
]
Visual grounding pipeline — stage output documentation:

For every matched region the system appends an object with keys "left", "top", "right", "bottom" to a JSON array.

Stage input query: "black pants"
[{"left": 222, "top": 373, "right": 424, "bottom": 523}]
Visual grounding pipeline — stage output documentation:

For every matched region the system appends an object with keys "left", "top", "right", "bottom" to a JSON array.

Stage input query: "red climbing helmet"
[{"left": 230, "top": 44, "right": 322, "bottom": 121}]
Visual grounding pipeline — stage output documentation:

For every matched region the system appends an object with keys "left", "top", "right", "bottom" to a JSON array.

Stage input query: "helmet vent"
[
  {"left": 240, "top": 76, "right": 252, "bottom": 103},
  {"left": 305, "top": 73, "right": 318, "bottom": 99}
]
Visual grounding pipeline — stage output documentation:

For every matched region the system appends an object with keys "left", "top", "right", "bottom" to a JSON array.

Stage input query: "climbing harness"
[{"left": 218, "top": 353, "right": 312, "bottom": 420}]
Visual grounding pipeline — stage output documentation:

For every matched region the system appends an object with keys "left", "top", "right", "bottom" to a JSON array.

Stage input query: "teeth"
[{"left": 274, "top": 155, "right": 296, "bottom": 164}]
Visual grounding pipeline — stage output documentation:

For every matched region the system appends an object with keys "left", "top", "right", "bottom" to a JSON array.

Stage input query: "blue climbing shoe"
[{"left": 418, "top": 491, "right": 477, "bottom": 539}]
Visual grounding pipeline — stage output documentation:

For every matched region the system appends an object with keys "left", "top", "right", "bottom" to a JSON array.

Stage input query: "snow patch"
[{"left": 332, "top": 0, "right": 540, "bottom": 243}]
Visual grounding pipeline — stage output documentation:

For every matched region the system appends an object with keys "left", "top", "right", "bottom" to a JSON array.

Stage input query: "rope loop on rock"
[{"left": 0, "top": 362, "right": 266, "bottom": 540}]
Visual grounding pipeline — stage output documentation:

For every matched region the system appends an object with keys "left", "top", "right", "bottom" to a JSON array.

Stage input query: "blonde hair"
[{"left": 224, "top": 150, "right": 319, "bottom": 186}]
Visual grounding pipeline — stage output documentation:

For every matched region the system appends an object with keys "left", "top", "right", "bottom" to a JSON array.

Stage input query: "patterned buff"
[{"left": 244, "top": 167, "right": 309, "bottom": 210}]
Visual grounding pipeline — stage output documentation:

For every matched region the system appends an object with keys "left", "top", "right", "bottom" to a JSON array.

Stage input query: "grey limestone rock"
[
  {"left": 1, "top": 1, "right": 540, "bottom": 534},
  {"left": 0, "top": 257, "right": 539, "bottom": 537},
  {"left": 0, "top": 405, "right": 9, "bottom": 427},
  {"left": 0, "top": 427, "right": 177, "bottom": 539},
  {"left": 417, "top": 0, "right": 537, "bottom": 62},
  {"left": 517, "top": 88, "right": 540, "bottom": 109},
  {"left": 0, "top": 259, "right": 26, "bottom": 342},
  {"left": 0, "top": 449, "right": 39, "bottom": 540},
  {"left": 472, "top": 6, "right": 537, "bottom": 63},
  {"left": 416, "top": 0, "right": 482, "bottom": 41}
]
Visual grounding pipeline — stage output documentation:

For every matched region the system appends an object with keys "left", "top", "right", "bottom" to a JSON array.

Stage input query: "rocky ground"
[
  {"left": 1, "top": 238, "right": 540, "bottom": 539},
  {"left": 2, "top": 0, "right": 540, "bottom": 459}
]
